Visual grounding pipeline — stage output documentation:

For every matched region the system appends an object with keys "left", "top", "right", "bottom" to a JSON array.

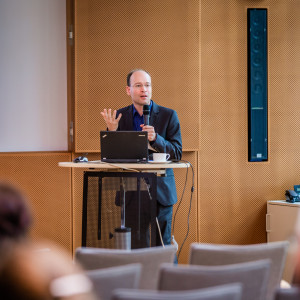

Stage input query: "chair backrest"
[
  {"left": 189, "top": 241, "right": 289, "bottom": 300},
  {"left": 274, "top": 287, "right": 300, "bottom": 300},
  {"left": 86, "top": 264, "right": 141, "bottom": 300},
  {"left": 112, "top": 283, "right": 243, "bottom": 300},
  {"left": 158, "top": 260, "right": 271, "bottom": 300},
  {"left": 75, "top": 245, "right": 177, "bottom": 289}
]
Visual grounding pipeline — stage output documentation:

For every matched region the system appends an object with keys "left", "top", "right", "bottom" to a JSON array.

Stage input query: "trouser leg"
[
  {"left": 122, "top": 191, "right": 151, "bottom": 249},
  {"left": 156, "top": 203, "right": 173, "bottom": 246}
]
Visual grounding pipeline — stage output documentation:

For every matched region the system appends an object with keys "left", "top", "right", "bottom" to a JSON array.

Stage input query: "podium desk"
[
  {"left": 59, "top": 161, "right": 189, "bottom": 249},
  {"left": 58, "top": 161, "right": 188, "bottom": 171}
]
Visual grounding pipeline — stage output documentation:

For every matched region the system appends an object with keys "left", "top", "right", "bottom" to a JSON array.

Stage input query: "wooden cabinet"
[{"left": 267, "top": 200, "right": 300, "bottom": 283}]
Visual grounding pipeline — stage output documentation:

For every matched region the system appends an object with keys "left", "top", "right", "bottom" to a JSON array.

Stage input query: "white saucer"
[{"left": 148, "top": 160, "right": 172, "bottom": 164}]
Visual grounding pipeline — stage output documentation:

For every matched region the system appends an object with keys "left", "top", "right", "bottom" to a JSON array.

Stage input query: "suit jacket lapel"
[
  {"left": 121, "top": 105, "right": 133, "bottom": 130},
  {"left": 121, "top": 102, "right": 159, "bottom": 129},
  {"left": 150, "top": 101, "right": 159, "bottom": 127}
]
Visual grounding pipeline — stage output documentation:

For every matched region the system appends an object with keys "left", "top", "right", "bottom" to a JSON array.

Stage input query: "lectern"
[
  {"left": 82, "top": 171, "right": 157, "bottom": 249},
  {"left": 59, "top": 161, "right": 188, "bottom": 250}
]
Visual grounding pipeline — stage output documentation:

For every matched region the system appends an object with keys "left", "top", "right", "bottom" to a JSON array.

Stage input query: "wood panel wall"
[
  {"left": 200, "top": 0, "right": 300, "bottom": 244},
  {"left": 0, "top": 153, "right": 72, "bottom": 252},
  {"left": 74, "top": 0, "right": 200, "bottom": 152}
]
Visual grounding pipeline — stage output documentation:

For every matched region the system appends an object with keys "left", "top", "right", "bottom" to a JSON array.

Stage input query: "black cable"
[
  {"left": 172, "top": 160, "right": 189, "bottom": 235},
  {"left": 140, "top": 160, "right": 194, "bottom": 257},
  {"left": 172, "top": 159, "right": 195, "bottom": 261}
]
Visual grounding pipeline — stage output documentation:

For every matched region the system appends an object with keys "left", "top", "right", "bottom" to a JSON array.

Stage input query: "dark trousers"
[
  {"left": 156, "top": 202, "right": 173, "bottom": 246},
  {"left": 117, "top": 191, "right": 173, "bottom": 249}
]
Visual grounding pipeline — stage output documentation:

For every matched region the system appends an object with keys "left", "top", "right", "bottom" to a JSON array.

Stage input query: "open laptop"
[{"left": 100, "top": 131, "right": 148, "bottom": 163}]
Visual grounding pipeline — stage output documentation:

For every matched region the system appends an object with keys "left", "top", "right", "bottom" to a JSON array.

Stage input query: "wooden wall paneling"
[
  {"left": 74, "top": 0, "right": 199, "bottom": 153},
  {"left": 0, "top": 152, "right": 72, "bottom": 252},
  {"left": 200, "top": 0, "right": 300, "bottom": 244},
  {"left": 72, "top": 153, "right": 100, "bottom": 253}
]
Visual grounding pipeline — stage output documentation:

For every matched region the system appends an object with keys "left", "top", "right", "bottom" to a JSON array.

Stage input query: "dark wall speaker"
[{"left": 248, "top": 8, "right": 268, "bottom": 162}]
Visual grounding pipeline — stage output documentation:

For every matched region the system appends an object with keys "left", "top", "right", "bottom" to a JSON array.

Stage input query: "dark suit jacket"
[{"left": 116, "top": 101, "right": 182, "bottom": 206}]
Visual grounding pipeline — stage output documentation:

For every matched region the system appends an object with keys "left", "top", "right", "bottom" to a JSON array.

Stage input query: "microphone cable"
[{"left": 171, "top": 159, "right": 194, "bottom": 261}]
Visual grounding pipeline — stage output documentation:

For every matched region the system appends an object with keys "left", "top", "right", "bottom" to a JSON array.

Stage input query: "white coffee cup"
[{"left": 152, "top": 153, "right": 170, "bottom": 162}]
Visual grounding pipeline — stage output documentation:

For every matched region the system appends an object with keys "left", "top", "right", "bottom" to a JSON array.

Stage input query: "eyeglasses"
[{"left": 131, "top": 83, "right": 151, "bottom": 89}]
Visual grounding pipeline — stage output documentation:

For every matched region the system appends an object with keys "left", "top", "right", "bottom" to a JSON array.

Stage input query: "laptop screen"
[{"left": 100, "top": 131, "right": 148, "bottom": 163}]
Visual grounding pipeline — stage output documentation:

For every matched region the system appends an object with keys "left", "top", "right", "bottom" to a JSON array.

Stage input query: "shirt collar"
[{"left": 132, "top": 100, "right": 153, "bottom": 116}]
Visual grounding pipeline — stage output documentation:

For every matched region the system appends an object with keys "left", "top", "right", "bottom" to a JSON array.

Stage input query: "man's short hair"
[{"left": 126, "top": 69, "right": 151, "bottom": 86}]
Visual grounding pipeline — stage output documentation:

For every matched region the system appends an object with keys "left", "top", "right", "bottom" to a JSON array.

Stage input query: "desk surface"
[
  {"left": 58, "top": 161, "right": 189, "bottom": 170},
  {"left": 268, "top": 200, "right": 300, "bottom": 207}
]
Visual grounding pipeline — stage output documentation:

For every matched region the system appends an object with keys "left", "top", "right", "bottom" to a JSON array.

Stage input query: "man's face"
[{"left": 126, "top": 71, "right": 152, "bottom": 107}]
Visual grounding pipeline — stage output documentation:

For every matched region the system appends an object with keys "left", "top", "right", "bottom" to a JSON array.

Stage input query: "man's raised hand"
[{"left": 100, "top": 108, "right": 122, "bottom": 131}]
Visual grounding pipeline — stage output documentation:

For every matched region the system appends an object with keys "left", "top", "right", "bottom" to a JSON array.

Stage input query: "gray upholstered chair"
[
  {"left": 75, "top": 245, "right": 177, "bottom": 289},
  {"left": 112, "top": 283, "right": 242, "bottom": 300},
  {"left": 188, "top": 241, "right": 289, "bottom": 300},
  {"left": 274, "top": 287, "right": 300, "bottom": 300},
  {"left": 158, "top": 260, "right": 271, "bottom": 300},
  {"left": 86, "top": 264, "right": 141, "bottom": 300}
]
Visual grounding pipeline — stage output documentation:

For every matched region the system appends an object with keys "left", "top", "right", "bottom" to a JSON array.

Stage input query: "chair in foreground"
[
  {"left": 274, "top": 287, "right": 300, "bottom": 300},
  {"left": 75, "top": 245, "right": 177, "bottom": 289},
  {"left": 112, "top": 283, "right": 242, "bottom": 300},
  {"left": 158, "top": 260, "right": 271, "bottom": 300},
  {"left": 86, "top": 263, "right": 141, "bottom": 300},
  {"left": 189, "top": 241, "right": 289, "bottom": 300}
]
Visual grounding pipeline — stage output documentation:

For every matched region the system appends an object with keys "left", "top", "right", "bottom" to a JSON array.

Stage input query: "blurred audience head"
[
  {"left": 0, "top": 182, "right": 96, "bottom": 299},
  {"left": 0, "top": 242, "right": 97, "bottom": 300},
  {"left": 0, "top": 181, "right": 32, "bottom": 242}
]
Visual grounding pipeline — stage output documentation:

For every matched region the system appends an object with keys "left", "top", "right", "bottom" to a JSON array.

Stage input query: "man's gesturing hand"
[
  {"left": 141, "top": 124, "right": 157, "bottom": 142},
  {"left": 100, "top": 109, "right": 122, "bottom": 131}
]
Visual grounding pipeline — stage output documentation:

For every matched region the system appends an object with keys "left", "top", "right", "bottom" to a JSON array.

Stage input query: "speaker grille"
[{"left": 248, "top": 8, "right": 268, "bottom": 161}]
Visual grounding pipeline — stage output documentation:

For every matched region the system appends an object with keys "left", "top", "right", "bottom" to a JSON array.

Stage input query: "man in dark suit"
[{"left": 101, "top": 69, "right": 182, "bottom": 248}]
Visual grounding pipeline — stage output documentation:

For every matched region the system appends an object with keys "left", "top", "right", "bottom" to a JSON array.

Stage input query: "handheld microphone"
[{"left": 143, "top": 104, "right": 150, "bottom": 125}]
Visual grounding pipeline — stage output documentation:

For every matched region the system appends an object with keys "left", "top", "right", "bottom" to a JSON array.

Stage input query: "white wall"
[{"left": 0, "top": 0, "right": 67, "bottom": 152}]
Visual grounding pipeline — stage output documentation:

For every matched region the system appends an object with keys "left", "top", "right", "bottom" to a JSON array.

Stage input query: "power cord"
[
  {"left": 142, "top": 160, "right": 195, "bottom": 257},
  {"left": 156, "top": 217, "right": 165, "bottom": 247},
  {"left": 172, "top": 159, "right": 194, "bottom": 261}
]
